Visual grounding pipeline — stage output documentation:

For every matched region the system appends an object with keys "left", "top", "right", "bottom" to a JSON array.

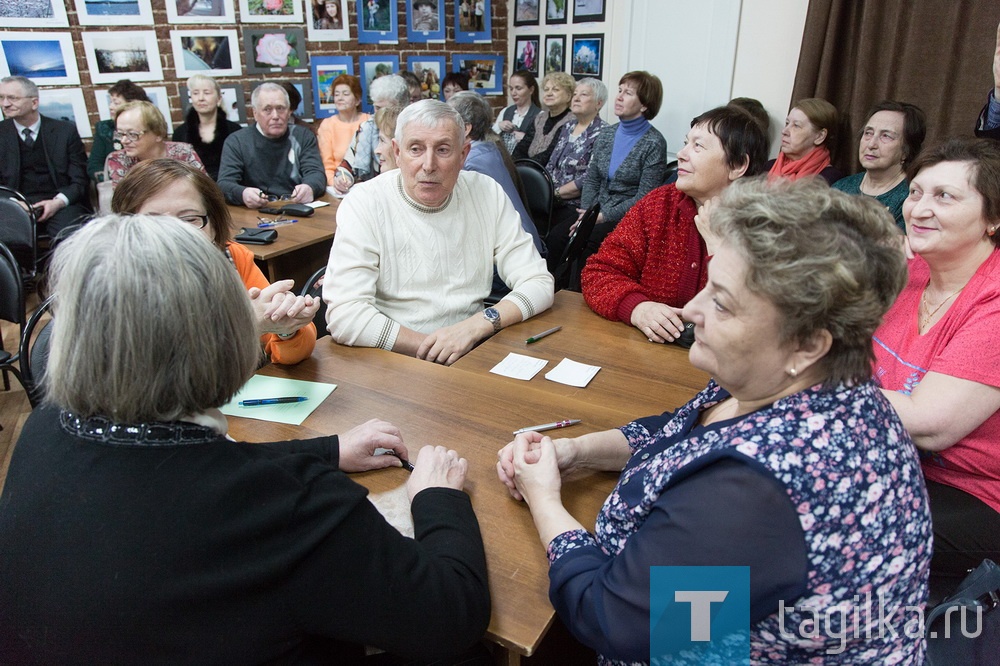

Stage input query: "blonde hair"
[{"left": 115, "top": 100, "right": 168, "bottom": 139}]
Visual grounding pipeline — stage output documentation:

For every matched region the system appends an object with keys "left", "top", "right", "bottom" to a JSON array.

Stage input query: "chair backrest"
[
  {"left": 663, "top": 159, "right": 679, "bottom": 186},
  {"left": 551, "top": 202, "right": 600, "bottom": 292},
  {"left": 300, "top": 265, "right": 329, "bottom": 339},
  {"left": 0, "top": 241, "right": 25, "bottom": 329},
  {"left": 0, "top": 187, "right": 38, "bottom": 281},
  {"left": 20, "top": 295, "right": 53, "bottom": 408},
  {"left": 514, "top": 159, "right": 555, "bottom": 239}
]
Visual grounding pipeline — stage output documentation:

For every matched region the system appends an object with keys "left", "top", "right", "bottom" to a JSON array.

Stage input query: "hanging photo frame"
[
  {"left": 170, "top": 29, "right": 242, "bottom": 78},
  {"left": 405, "top": 0, "right": 444, "bottom": 43},
  {"left": 570, "top": 33, "right": 602, "bottom": 79},
  {"left": 513, "top": 0, "right": 539, "bottom": 27},
  {"left": 455, "top": 0, "right": 490, "bottom": 44},
  {"left": 38, "top": 88, "right": 91, "bottom": 138},
  {"left": 244, "top": 28, "right": 307, "bottom": 74},
  {"left": 514, "top": 35, "right": 540, "bottom": 79},
  {"left": 572, "top": 0, "right": 604, "bottom": 23},
  {"left": 307, "top": 0, "right": 350, "bottom": 41},
  {"left": 4, "top": 0, "right": 69, "bottom": 28},
  {"left": 82, "top": 30, "right": 162, "bottom": 85},
  {"left": 311, "top": 55, "right": 353, "bottom": 119},
  {"left": 546, "top": 0, "right": 567, "bottom": 25},
  {"left": 74, "top": 0, "right": 154, "bottom": 26},
  {"left": 239, "top": 0, "right": 304, "bottom": 24},
  {"left": 357, "top": 0, "right": 399, "bottom": 44},
  {"left": 165, "top": 0, "right": 236, "bottom": 24},
  {"left": 0, "top": 32, "right": 80, "bottom": 86},
  {"left": 407, "top": 55, "right": 445, "bottom": 100},
  {"left": 544, "top": 34, "right": 566, "bottom": 75},
  {"left": 452, "top": 54, "right": 502, "bottom": 95},
  {"left": 359, "top": 54, "right": 400, "bottom": 113},
  {"left": 178, "top": 83, "right": 247, "bottom": 124}
]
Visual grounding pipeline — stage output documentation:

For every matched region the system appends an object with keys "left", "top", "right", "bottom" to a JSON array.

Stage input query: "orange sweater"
[
  {"left": 317, "top": 113, "right": 370, "bottom": 182},
  {"left": 228, "top": 242, "right": 317, "bottom": 365}
]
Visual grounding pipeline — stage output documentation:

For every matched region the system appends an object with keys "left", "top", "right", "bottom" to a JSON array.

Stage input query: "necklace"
[
  {"left": 919, "top": 285, "right": 964, "bottom": 329},
  {"left": 860, "top": 169, "right": 905, "bottom": 196}
]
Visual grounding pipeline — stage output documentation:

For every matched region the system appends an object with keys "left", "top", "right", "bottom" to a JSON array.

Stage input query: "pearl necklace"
[{"left": 919, "top": 286, "right": 964, "bottom": 330}]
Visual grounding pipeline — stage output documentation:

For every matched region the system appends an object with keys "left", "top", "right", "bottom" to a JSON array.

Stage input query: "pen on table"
[
  {"left": 512, "top": 419, "right": 581, "bottom": 435},
  {"left": 257, "top": 219, "right": 298, "bottom": 228},
  {"left": 525, "top": 325, "right": 562, "bottom": 344},
  {"left": 384, "top": 450, "right": 414, "bottom": 472},
  {"left": 238, "top": 396, "right": 308, "bottom": 407}
]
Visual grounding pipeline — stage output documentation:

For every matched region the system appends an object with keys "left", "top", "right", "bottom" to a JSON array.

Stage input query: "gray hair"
[
  {"left": 575, "top": 77, "right": 608, "bottom": 107},
  {"left": 447, "top": 91, "right": 493, "bottom": 141},
  {"left": 186, "top": 74, "right": 222, "bottom": 97},
  {"left": 395, "top": 98, "right": 465, "bottom": 143},
  {"left": 251, "top": 82, "right": 289, "bottom": 108},
  {"left": 711, "top": 178, "right": 907, "bottom": 385},
  {"left": 369, "top": 74, "right": 411, "bottom": 108},
  {"left": 1, "top": 75, "right": 38, "bottom": 98},
  {"left": 44, "top": 215, "right": 259, "bottom": 422}
]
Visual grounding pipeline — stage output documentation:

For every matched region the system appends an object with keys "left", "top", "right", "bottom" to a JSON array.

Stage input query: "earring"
[
  {"left": 787, "top": 367, "right": 798, "bottom": 378},
  {"left": 989, "top": 227, "right": 997, "bottom": 237}
]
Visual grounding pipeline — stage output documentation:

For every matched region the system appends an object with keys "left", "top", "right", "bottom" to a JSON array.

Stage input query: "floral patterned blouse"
[
  {"left": 547, "top": 380, "right": 932, "bottom": 665},
  {"left": 545, "top": 117, "right": 608, "bottom": 208},
  {"left": 105, "top": 142, "right": 206, "bottom": 185}
]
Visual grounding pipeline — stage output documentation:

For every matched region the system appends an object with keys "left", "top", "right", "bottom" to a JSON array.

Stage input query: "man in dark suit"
[{"left": 0, "top": 76, "right": 91, "bottom": 236}]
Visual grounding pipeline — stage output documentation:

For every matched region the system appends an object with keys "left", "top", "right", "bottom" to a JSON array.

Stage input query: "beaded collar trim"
[
  {"left": 395, "top": 172, "right": 452, "bottom": 213},
  {"left": 59, "top": 411, "right": 218, "bottom": 447}
]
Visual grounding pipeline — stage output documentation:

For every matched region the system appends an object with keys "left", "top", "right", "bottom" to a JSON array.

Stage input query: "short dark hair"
[
  {"left": 908, "top": 138, "right": 1000, "bottom": 246},
  {"left": 728, "top": 97, "right": 770, "bottom": 136},
  {"left": 619, "top": 71, "right": 663, "bottom": 120},
  {"left": 108, "top": 79, "right": 149, "bottom": 103},
  {"left": 691, "top": 105, "right": 770, "bottom": 177},
  {"left": 442, "top": 71, "right": 469, "bottom": 91},
  {"left": 862, "top": 100, "right": 927, "bottom": 163}
]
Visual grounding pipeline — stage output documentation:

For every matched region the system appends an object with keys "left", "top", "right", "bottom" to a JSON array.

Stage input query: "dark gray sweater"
[{"left": 217, "top": 124, "right": 327, "bottom": 205}]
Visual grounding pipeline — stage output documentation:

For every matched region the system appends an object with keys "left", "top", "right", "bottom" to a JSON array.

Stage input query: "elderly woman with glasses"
[
  {"left": 499, "top": 179, "right": 931, "bottom": 663},
  {"left": 105, "top": 101, "right": 205, "bottom": 185},
  {"left": 112, "top": 159, "right": 318, "bottom": 365}
]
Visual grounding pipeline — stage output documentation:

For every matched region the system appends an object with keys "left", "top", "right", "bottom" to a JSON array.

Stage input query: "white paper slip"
[
  {"left": 545, "top": 358, "right": 601, "bottom": 388},
  {"left": 307, "top": 200, "right": 330, "bottom": 208},
  {"left": 489, "top": 352, "right": 548, "bottom": 380}
]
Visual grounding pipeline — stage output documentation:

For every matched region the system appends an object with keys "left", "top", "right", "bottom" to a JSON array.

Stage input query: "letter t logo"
[{"left": 674, "top": 590, "right": 729, "bottom": 641}]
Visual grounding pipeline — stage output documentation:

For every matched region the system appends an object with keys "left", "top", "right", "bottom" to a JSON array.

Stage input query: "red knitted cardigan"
[{"left": 581, "top": 184, "right": 709, "bottom": 323}]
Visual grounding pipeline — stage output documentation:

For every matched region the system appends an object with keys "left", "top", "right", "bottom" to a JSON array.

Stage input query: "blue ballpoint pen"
[{"left": 238, "top": 396, "right": 308, "bottom": 406}]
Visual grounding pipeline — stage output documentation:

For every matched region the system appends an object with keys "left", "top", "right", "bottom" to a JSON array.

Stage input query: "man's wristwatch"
[{"left": 483, "top": 307, "right": 502, "bottom": 334}]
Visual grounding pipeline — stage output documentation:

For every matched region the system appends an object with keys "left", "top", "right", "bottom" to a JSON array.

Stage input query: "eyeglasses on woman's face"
[
  {"left": 114, "top": 130, "right": 147, "bottom": 144},
  {"left": 178, "top": 214, "right": 210, "bottom": 229}
]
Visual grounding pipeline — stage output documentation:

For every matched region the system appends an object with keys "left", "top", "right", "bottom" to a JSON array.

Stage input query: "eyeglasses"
[
  {"left": 0, "top": 94, "right": 32, "bottom": 103},
  {"left": 113, "top": 130, "right": 147, "bottom": 143},
  {"left": 178, "top": 214, "right": 210, "bottom": 229}
]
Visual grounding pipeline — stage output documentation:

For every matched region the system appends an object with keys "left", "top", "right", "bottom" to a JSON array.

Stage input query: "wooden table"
[
  {"left": 227, "top": 196, "right": 339, "bottom": 290},
  {"left": 226, "top": 293, "right": 709, "bottom": 663}
]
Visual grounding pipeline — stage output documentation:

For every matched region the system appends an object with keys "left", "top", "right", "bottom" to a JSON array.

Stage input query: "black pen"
[
  {"left": 385, "top": 450, "right": 414, "bottom": 472},
  {"left": 238, "top": 396, "right": 307, "bottom": 406},
  {"left": 526, "top": 326, "right": 562, "bottom": 343}
]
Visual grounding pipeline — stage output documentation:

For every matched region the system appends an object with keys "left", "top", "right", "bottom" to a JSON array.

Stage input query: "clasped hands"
[
  {"left": 249, "top": 279, "right": 321, "bottom": 337},
  {"left": 496, "top": 431, "right": 575, "bottom": 505},
  {"left": 415, "top": 316, "right": 493, "bottom": 366},
  {"left": 242, "top": 184, "right": 315, "bottom": 209}
]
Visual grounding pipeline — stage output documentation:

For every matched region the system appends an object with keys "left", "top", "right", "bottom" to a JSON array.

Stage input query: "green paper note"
[{"left": 220, "top": 375, "right": 336, "bottom": 425}]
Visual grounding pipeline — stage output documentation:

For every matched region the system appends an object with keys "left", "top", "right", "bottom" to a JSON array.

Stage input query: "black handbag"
[
  {"left": 926, "top": 559, "right": 1000, "bottom": 665},
  {"left": 234, "top": 228, "right": 278, "bottom": 245}
]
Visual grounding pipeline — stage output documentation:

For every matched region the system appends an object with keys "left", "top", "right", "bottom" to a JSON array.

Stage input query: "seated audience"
[
  {"left": 0, "top": 75, "right": 90, "bottom": 237},
  {"left": 89, "top": 79, "right": 149, "bottom": 182},
  {"left": 317, "top": 74, "right": 370, "bottom": 188},
  {"left": 112, "top": 159, "right": 318, "bottom": 365},
  {"left": 582, "top": 105, "right": 768, "bottom": 342},
  {"left": 545, "top": 78, "right": 608, "bottom": 232},
  {"left": 975, "top": 20, "right": 1000, "bottom": 140},
  {"left": 548, "top": 71, "right": 667, "bottom": 265},
  {"left": 217, "top": 83, "right": 326, "bottom": 208},
  {"left": 353, "top": 74, "right": 412, "bottom": 185},
  {"left": 513, "top": 71, "right": 576, "bottom": 167},
  {"left": 106, "top": 101, "right": 204, "bottom": 186},
  {"left": 0, "top": 213, "right": 489, "bottom": 663},
  {"left": 373, "top": 105, "right": 402, "bottom": 172},
  {"left": 448, "top": 91, "right": 544, "bottom": 254},
  {"left": 498, "top": 178, "right": 929, "bottom": 663},
  {"left": 441, "top": 72, "right": 469, "bottom": 101},
  {"left": 766, "top": 98, "right": 842, "bottom": 184},
  {"left": 873, "top": 138, "right": 1000, "bottom": 591},
  {"left": 323, "top": 100, "right": 554, "bottom": 366},
  {"left": 493, "top": 70, "right": 541, "bottom": 156},
  {"left": 172, "top": 74, "right": 242, "bottom": 181},
  {"left": 833, "top": 101, "right": 926, "bottom": 231}
]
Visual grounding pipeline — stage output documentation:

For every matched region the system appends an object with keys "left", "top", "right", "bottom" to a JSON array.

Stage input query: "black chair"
[
  {"left": 300, "top": 265, "right": 329, "bottom": 339},
  {"left": 20, "top": 295, "right": 54, "bottom": 409},
  {"left": 550, "top": 202, "right": 600, "bottom": 292},
  {"left": 0, "top": 186, "right": 40, "bottom": 284},
  {"left": 514, "top": 158, "right": 555, "bottom": 239},
  {"left": 0, "top": 241, "right": 26, "bottom": 393},
  {"left": 663, "top": 159, "right": 679, "bottom": 185}
]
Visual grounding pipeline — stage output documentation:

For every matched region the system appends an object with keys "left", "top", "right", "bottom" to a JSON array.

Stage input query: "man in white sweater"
[{"left": 324, "top": 100, "right": 554, "bottom": 365}]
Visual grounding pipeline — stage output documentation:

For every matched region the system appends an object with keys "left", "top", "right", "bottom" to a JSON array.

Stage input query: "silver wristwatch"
[{"left": 483, "top": 307, "right": 502, "bottom": 334}]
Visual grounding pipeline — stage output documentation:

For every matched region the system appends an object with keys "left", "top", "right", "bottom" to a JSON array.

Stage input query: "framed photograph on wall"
[
  {"left": 311, "top": 55, "right": 353, "bottom": 119},
  {"left": 357, "top": 0, "right": 399, "bottom": 45},
  {"left": 307, "top": 0, "right": 349, "bottom": 41},
  {"left": 4, "top": 0, "right": 69, "bottom": 28},
  {"left": 239, "top": 0, "right": 304, "bottom": 23},
  {"left": 546, "top": 0, "right": 567, "bottom": 25},
  {"left": 570, "top": 33, "right": 602, "bottom": 79},
  {"left": 96, "top": 85, "right": 172, "bottom": 131},
  {"left": 513, "top": 0, "right": 538, "bottom": 27},
  {"left": 170, "top": 29, "right": 242, "bottom": 78},
  {"left": 572, "top": 0, "right": 604, "bottom": 23},
  {"left": 407, "top": 55, "right": 445, "bottom": 100},
  {"left": 544, "top": 34, "right": 565, "bottom": 75},
  {"left": 179, "top": 83, "right": 247, "bottom": 124},
  {"left": 165, "top": 0, "right": 236, "bottom": 24},
  {"left": 455, "top": 0, "right": 490, "bottom": 44},
  {"left": 0, "top": 32, "right": 80, "bottom": 86},
  {"left": 244, "top": 28, "right": 306, "bottom": 74},
  {"left": 452, "top": 54, "right": 502, "bottom": 95},
  {"left": 514, "top": 35, "right": 540, "bottom": 79},
  {"left": 82, "top": 31, "right": 163, "bottom": 84},
  {"left": 75, "top": 0, "right": 154, "bottom": 26},
  {"left": 38, "top": 88, "right": 91, "bottom": 138},
  {"left": 405, "top": 0, "right": 444, "bottom": 43},
  {"left": 359, "top": 54, "right": 399, "bottom": 113}
]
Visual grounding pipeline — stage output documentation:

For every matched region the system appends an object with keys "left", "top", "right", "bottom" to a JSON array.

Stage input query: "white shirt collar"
[{"left": 12, "top": 116, "right": 41, "bottom": 140}]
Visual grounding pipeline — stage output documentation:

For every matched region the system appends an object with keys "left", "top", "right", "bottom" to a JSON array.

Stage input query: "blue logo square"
[{"left": 650, "top": 566, "right": 750, "bottom": 663}]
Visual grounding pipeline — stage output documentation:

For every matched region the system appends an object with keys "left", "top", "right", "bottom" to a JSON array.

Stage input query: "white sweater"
[{"left": 324, "top": 170, "right": 554, "bottom": 349}]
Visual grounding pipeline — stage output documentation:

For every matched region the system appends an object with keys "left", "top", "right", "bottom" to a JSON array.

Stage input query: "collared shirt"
[{"left": 13, "top": 117, "right": 68, "bottom": 206}]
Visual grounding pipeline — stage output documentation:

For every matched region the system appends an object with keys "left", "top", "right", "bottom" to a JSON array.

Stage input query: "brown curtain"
[{"left": 792, "top": 0, "right": 998, "bottom": 175}]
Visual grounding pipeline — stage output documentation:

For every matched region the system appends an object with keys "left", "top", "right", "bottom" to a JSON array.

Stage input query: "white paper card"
[
  {"left": 545, "top": 358, "right": 601, "bottom": 388},
  {"left": 489, "top": 352, "right": 548, "bottom": 380}
]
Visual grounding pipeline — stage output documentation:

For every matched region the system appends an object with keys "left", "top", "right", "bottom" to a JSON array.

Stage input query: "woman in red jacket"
[{"left": 581, "top": 105, "right": 768, "bottom": 343}]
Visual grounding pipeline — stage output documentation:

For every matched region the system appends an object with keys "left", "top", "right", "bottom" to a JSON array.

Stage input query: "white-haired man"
[{"left": 324, "top": 99, "right": 554, "bottom": 365}]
